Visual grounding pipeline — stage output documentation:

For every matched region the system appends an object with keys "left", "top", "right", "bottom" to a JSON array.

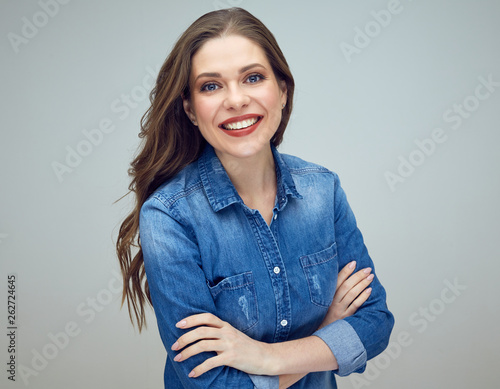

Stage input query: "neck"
[{"left": 216, "top": 146, "right": 277, "bottom": 217}]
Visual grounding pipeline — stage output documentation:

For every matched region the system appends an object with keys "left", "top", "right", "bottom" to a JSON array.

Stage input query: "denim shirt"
[{"left": 140, "top": 144, "right": 394, "bottom": 389}]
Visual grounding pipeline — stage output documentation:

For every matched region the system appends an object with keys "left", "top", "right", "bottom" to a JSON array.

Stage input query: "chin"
[{"left": 218, "top": 142, "right": 269, "bottom": 160}]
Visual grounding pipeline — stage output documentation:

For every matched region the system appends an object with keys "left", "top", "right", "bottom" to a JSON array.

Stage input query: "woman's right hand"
[{"left": 318, "top": 261, "right": 374, "bottom": 329}]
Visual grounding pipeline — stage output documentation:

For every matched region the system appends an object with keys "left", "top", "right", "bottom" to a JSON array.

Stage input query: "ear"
[
  {"left": 279, "top": 80, "right": 288, "bottom": 107},
  {"left": 182, "top": 94, "right": 197, "bottom": 126}
]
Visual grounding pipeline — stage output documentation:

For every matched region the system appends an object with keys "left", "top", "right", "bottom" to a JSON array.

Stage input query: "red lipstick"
[{"left": 218, "top": 114, "right": 263, "bottom": 138}]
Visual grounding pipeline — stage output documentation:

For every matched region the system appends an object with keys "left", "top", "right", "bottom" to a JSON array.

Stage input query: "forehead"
[{"left": 191, "top": 35, "right": 270, "bottom": 77}]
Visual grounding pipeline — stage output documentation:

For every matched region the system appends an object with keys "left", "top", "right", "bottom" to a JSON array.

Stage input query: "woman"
[{"left": 117, "top": 7, "right": 394, "bottom": 389}]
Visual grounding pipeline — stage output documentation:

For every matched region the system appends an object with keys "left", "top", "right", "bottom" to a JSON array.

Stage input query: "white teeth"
[{"left": 223, "top": 117, "right": 259, "bottom": 130}]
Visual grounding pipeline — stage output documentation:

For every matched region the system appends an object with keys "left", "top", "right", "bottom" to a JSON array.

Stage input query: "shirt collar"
[
  {"left": 198, "top": 143, "right": 302, "bottom": 213},
  {"left": 271, "top": 144, "right": 303, "bottom": 210}
]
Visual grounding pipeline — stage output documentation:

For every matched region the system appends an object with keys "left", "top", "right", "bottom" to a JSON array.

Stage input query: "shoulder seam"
[
  {"left": 280, "top": 153, "right": 333, "bottom": 175},
  {"left": 152, "top": 181, "right": 204, "bottom": 209},
  {"left": 289, "top": 166, "right": 332, "bottom": 174}
]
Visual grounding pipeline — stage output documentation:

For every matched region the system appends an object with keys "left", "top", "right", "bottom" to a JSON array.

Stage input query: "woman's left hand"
[
  {"left": 318, "top": 261, "right": 374, "bottom": 330},
  {"left": 171, "top": 313, "right": 273, "bottom": 378}
]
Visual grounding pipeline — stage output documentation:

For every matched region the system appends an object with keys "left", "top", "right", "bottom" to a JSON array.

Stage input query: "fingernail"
[
  {"left": 349, "top": 261, "right": 356, "bottom": 269},
  {"left": 363, "top": 267, "right": 372, "bottom": 274},
  {"left": 176, "top": 320, "right": 187, "bottom": 328},
  {"left": 365, "top": 287, "right": 372, "bottom": 294},
  {"left": 366, "top": 274, "right": 374, "bottom": 281},
  {"left": 174, "top": 353, "right": 182, "bottom": 362},
  {"left": 188, "top": 370, "right": 195, "bottom": 378},
  {"left": 171, "top": 342, "right": 179, "bottom": 351}
]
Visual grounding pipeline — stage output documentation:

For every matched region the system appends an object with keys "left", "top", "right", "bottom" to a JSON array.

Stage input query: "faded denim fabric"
[{"left": 140, "top": 144, "right": 394, "bottom": 389}]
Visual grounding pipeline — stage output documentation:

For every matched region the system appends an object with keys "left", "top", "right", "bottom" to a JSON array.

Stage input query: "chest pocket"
[
  {"left": 300, "top": 242, "right": 339, "bottom": 308},
  {"left": 207, "top": 271, "right": 258, "bottom": 333}
]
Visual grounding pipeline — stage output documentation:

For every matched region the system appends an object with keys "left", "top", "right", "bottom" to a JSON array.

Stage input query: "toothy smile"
[{"left": 219, "top": 116, "right": 262, "bottom": 130}]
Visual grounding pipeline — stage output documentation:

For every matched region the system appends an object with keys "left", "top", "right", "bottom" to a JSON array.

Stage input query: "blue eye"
[
  {"left": 201, "top": 83, "right": 219, "bottom": 92},
  {"left": 247, "top": 74, "right": 264, "bottom": 83}
]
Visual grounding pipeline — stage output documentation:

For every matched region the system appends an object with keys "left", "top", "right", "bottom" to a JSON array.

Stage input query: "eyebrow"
[{"left": 194, "top": 63, "right": 266, "bottom": 82}]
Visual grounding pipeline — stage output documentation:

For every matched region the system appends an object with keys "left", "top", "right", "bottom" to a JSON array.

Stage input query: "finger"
[
  {"left": 340, "top": 273, "right": 374, "bottom": 305},
  {"left": 334, "top": 267, "right": 372, "bottom": 303},
  {"left": 176, "top": 312, "right": 225, "bottom": 330},
  {"left": 343, "top": 287, "right": 372, "bottom": 317},
  {"left": 333, "top": 261, "right": 356, "bottom": 303},
  {"left": 173, "top": 339, "right": 221, "bottom": 363},
  {"left": 336, "top": 261, "right": 356, "bottom": 290},
  {"left": 172, "top": 326, "right": 221, "bottom": 351},
  {"left": 189, "top": 354, "right": 226, "bottom": 378}
]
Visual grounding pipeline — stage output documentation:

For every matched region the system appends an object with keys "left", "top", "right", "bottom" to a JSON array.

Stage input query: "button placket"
[{"left": 249, "top": 208, "right": 291, "bottom": 342}]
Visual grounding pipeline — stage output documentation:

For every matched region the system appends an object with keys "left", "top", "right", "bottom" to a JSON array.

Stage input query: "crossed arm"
[{"left": 170, "top": 261, "right": 374, "bottom": 388}]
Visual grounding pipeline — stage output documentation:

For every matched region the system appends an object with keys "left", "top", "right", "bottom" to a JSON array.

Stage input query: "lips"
[{"left": 218, "top": 114, "right": 263, "bottom": 137}]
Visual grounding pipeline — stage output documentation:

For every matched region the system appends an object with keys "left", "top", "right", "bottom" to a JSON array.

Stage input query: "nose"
[{"left": 223, "top": 83, "right": 250, "bottom": 110}]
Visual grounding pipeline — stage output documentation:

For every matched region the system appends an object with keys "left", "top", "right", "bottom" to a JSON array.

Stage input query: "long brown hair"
[{"left": 116, "top": 7, "right": 295, "bottom": 331}]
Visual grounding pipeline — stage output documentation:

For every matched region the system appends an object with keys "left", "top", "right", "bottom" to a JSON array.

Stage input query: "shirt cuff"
[
  {"left": 313, "top": 319, "right": 367, "bottom": 376},
  {"left": 248, "top": 374, "right": 279, "bottom": 389}
]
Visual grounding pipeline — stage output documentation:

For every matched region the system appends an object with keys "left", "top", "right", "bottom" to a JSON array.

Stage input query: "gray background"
[{"left": 1, "top": 0, "right": 499, "bottom": 388}]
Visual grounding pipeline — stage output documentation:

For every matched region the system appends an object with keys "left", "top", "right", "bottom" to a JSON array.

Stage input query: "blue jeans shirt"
[{"left": 140, "top": 144, "right": 394, "bottom": 388}]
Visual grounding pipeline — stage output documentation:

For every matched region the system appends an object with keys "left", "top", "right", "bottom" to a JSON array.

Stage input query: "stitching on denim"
[
  {"left": 299, "top": 243, "right": 338, "bottom": 268},
  {"left": 153, "top": 181, "right": 203, "bottom": 209},
  {"left": 245, "top": 287, "right": 259, "bottom": 333},
  {"left": 210, "top": 281, "right": 254, "bottom": 295},
  {"left": 149, "top": 190, "right": 200, "bottom": 244},
  {"left": 289, "top": 167, "right": 331, "bottom": 175},
  {"left": 300, "top": 253, "right": 337, "bottom": 268},
  {"left": 208, "top": 272, "right": 254, "bottom": 297}
]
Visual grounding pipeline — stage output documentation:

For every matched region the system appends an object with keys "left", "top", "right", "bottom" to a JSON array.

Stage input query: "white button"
[
  {"left": 273, "top": 267, "right": 280, "bottom": 274},
  {"left": 273, "top": 213, "right": 278, "bottom": 220},
  {"left": 280, "top": 319, "right": 288, "bottom": 327}
]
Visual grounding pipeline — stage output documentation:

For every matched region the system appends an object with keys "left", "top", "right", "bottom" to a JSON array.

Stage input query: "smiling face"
[{"left": 183, "top": 35, "right": 287, "bottom": 163}]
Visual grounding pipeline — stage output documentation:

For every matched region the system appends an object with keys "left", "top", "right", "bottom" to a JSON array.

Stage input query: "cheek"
[
  {"left": 260, "top": 87, "right": 283, "bottom": 108},
  {"left": 259, "top": 91, "right": 283, "bottom": 122},
  {"left": 193, "top": 97, "right": 219, "bottom": 122}
]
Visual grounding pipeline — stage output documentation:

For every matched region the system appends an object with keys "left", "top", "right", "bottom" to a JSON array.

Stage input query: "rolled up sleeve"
[
  {"left": 313, "top": 319, "right": 366, "bottom": 376},
  {"left": 249, "top": 374, "right": 279, "bottom": 389}
]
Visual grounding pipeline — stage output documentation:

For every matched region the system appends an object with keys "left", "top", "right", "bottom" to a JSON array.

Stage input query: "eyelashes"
[
  {"left": 246, "top": 73, "right": 266, "bottom": 84},
  {"left": 199, "top": 73, "right": 267, "bottom": 93},
  {"left": 200, "top": 83, "right": 219, "bottom": 92}
]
